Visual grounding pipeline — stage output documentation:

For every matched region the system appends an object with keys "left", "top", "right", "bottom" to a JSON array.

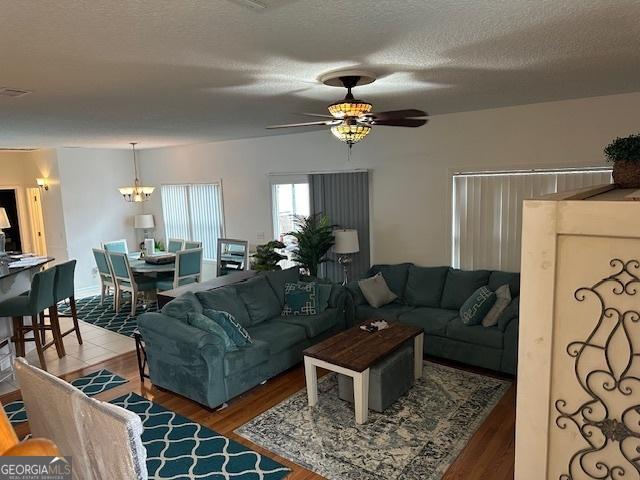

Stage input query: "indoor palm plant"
[
  {"left": 251, "top": 240, "right": 287, "bottom": 272},
  {"left": 604, "top": 133, "right": 640, "bottom": 188},
  {"left": 287, "top": 214, "right": 335, "bottom": 277}
]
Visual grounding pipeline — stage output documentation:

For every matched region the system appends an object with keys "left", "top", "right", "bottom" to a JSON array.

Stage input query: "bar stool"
[
  {"left": 40, "top": 260, "right": 83, "bottom": 355},
  {"left": 0, "top": 267, "right": 60, "bottom": 371}
]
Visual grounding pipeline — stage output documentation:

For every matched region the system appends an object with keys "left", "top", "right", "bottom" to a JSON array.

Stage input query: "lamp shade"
[
  {"left": 0, "top": 208, "right": 10, "bottom": 229},
  {"left": 134, "top": 214, "right": 155, "bottom": 229},
  {"left": 334, "top": 229, "right": 359, "bottom": 254}
]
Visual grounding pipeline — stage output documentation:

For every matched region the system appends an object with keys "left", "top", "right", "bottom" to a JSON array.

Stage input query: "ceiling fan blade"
[
  {"left": 266, "top": 120, "right": 336, "bottom": 129},
  {"left": 372, "top": 118, "right": 428, "bottom": 127},
  {"left": 370, "top": 109, "right": 427, "bottom": 120},
  {"left": 299, "top": 112, "right": 335, "bottom": 119}
]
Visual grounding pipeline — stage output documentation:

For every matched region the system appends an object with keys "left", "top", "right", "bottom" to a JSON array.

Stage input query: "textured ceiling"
[{"left": 1, "top": 0, "right": 640, "bottom": 148}]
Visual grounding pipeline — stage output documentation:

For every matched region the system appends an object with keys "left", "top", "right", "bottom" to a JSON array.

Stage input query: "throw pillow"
[
  {"left": 196, "top": 287, "right": 252, "bottom": 327},
  {"left": 482, "top": 284, "right": 512, "bottom": 327},
  {"left": 161, "top": 291, "right": 202, "bottom": 323},
  {"left": 203, "top": 309, "right": 252, "bottom": 347},
  {"left": 358, "top": 273, "right": 398, "bottom": 308},
  {"left": 460, "top": 286, "right": 496, "bottom": 326},
  {"left": 187, "top": 312, "right": 238, "bottom": 352},
  {"left": 283, "top": 282, "right": 317, "bottom": 316}
]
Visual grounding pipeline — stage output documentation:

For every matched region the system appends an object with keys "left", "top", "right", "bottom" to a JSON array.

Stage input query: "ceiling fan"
[{"left": 266, "top": 71, "right": 428, "bottom": 148}]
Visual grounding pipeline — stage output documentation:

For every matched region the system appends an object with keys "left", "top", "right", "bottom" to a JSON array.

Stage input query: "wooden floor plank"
[{"left": 0, "top": 352, "right": 516, "bottom": 480}]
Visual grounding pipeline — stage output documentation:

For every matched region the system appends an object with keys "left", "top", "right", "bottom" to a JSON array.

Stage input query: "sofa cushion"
[
  {"left": 368, "top": 263, "right": 412, "bottom": 299},
  {"left": 440, "top": 268, "right": 491, "bottom": 309},
  {"left": 447, "top": 317, "right": 503, "bottom": 349},
  {"left": 460, "top": 286, "right": 496, "bottom": 326},
  {"left": 223, "top": 340, "right": 270, "bottom": 376},
  {"left": 161, "top": 291, "right": 202, "bottom": 323},
  {"left": 196, "top": 287, "right": 252, "bottom": 328},
  {"left": 247, "top": 320, "right": 308, "bottom": 354},
  {"left": 356, "top": 304, "right": 414, "bottom": 322},
  {"left": 358, "top": 273, "right": 397, "bottom": 308},
  {"left": 283, "top": 281, "right": 318, "bottom": 315},
  {"left": 398, "top": 308, "right": 458, "bottom": 336},
  {"left": 203, "top": 309, "right": 252, "bottom": 347},
  {"left": 235, "top": 276, "right": 283, "bottom": 325},
  {"left": 263, "top": 267, "right": 300, "bottom": 305},
  {"left": 187, "top": 312, "right": 237, "bottom": 352},
  {"left": 346, "top": 281, "right": 367, "bottom": 306},
  {"left": 276, "top": 309, "right": 338, "bottom": 338},
  {"left": 498, "top": 296, "right": 520, "bottom": 331},
  {"left": 405, "top": 265, "right": 449, "bottom": 307},
  {"left": 488, "top": 271, "right": 521, "bottom": 298}
]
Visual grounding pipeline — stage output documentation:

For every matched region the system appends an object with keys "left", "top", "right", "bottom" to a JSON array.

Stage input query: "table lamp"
[
  {"left": 134, "top": 214, "right": 155, "bottom": 238},
  {"left": 334, "top": 229, "right": 359, "bottom": 285},
  {"left": 0, "top": 208, "right": 11, "bottom": 256}
]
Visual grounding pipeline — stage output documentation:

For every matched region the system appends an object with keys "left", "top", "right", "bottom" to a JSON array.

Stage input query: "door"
[
  {"left": 0, "top": 189, "right": 22, "bottom": 252},
  {"left": 26, "top": 188, "right": 47, "bottom": 256}
]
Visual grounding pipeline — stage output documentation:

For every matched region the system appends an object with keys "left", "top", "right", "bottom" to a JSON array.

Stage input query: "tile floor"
[{"left": 0, "top": 317, "right": 135, "bottom": 395}]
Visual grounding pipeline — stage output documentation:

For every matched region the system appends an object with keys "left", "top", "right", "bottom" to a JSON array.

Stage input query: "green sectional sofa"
[
  {"left": 347, "top": 264, "right": 520, "bottom": 375},
  {"left": 137, "top": 268, "right": 349, "bottom": 408}
]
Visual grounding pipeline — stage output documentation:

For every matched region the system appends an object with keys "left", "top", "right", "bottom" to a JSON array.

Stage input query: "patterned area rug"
[
  {"left": 111, "top": 392, "right": 290, "bottom": 480},
  {"left": 4, "top": 369, "right": 128, "bottom": 426},
  {"left": 236, "top": 362, "right": 510, "bottom": 480},
  {"left": 58, "top": 294, "right": 158, "bottom": 337}
]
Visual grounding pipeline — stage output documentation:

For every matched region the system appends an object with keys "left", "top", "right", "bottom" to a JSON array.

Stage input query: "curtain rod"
[
  {"left": 267, "top": 168, "right": 369, "bottom": 176},
  {"left": 453, "top": 166, "right": 612, "bottom": 177}
]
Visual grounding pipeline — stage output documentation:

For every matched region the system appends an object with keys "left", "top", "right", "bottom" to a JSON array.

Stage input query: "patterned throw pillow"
[
  {"left": 460, "top": 286, "right": 496, "bottom": 326},
  {"left": 482, "top": 284, "right": 512, "bottom": 327},
  {"left": 203, "top": 309, "right": 252, "bottom": 347},
  {"left": 283, "top": 282, "right": 317, "bottom": 316}
]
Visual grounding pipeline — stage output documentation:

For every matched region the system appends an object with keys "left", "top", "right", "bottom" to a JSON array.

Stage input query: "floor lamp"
[{"left": 334, "top": 229, "right": 359, "bottom": 285}]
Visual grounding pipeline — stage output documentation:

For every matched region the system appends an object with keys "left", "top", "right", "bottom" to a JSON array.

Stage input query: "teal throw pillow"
[
  {"left": 161, "top": 291, "right": 202, "bottom": 322},
  {"left": 460, "top": 286, "right": 496, "bottom": 326},
  {"left": 187, "top": 312, "right": 237, "bottom": 352},
  {"left": 203, "top": 309, "right": 253, "bottom": 347},
  {"left": 283, "top": 282, "right": 317, "bottom": 316}
]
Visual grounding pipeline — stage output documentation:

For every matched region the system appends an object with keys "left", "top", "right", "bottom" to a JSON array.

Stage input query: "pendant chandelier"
[{"left": 118, "top": 142, "right": 154, "bottom": 202}]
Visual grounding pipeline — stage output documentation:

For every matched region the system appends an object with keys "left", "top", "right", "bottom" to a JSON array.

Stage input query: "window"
[
  {"left": 271, "top": 181, "right": 310, "bottom": 242},
  {"left": 451, "top": 167, "right": 612, "bottom": 271},
  {"left": 161, "top": 183, "right": 224, "bottom": 260}
]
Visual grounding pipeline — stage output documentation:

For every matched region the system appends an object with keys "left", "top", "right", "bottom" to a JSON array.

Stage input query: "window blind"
[
  {"left": 161, "top": 183, "right": 224, "bottom": 260},
  {"left": 451, "top": 168, "right": 612, "bottom": 272}
]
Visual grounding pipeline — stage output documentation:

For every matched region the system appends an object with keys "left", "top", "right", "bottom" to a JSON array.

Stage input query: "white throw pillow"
[
  {"left": 358, "top": 273, "right": 398, "bottom": 308},
  {"left": 482, "top": 284, "right": 511, "bottom": 327}
]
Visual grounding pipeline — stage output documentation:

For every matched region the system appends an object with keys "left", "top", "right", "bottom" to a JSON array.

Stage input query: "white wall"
[
  {"left": 56, "top": 148, "right": 142, "bottom": 293},
  {"left": 138, "top": 92, "right": 640, "bottom": 268}
]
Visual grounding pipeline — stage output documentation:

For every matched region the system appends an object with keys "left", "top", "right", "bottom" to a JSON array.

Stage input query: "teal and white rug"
[
  {"left": 236, "top": 362, "right": 510, "bottom": 480},
  {"left": 4, "top": 369, "right": 128, "bottom": 426},
  {"left": 111, "top": 392, "right": 290, "bottom": 480},
  {"left": 58, "top": 294, "right": 158, "bottom": 338}
]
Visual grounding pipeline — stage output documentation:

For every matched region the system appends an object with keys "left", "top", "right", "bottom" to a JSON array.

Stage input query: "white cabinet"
[{"left": 516, "top": 185, "right": 640, "bottom": 480}]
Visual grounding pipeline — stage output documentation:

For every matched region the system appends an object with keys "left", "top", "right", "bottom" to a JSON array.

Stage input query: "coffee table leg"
[
  {"left": 414, "top": 333, "right": 424, "bottom": 379},
  {"left": 353, "top": 368, "right": 370, "bottom": 425},
  {"left": 304, "top": 356, "right": 318, "bottom": 407}
]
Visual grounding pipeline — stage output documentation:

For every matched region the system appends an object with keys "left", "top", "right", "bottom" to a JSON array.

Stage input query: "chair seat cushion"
[
  {"left": 446, "top": 317, "right": 504, "bottom": 349},
  {"left": 0, "top": 295, "right": 31, "bottom": 316},
  {"left": 247, "top": 320, "right": 307, "bottom": 354},
  {"left": 224, "top": 340, "right": 270, "bottom": 375},
  {"left": 276, "top": 309, "right": 338, "bottom": 338},
  {"left": 398, "top": 308, "right": 458, "bottom": 336},
  {"left": 355, "top": 304, "right": 414, "bottom": 322}
]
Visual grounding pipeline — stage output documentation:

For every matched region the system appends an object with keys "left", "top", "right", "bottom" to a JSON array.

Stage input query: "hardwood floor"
[{"left": 0, "top": 352, "right": 516, "bottom": 479}]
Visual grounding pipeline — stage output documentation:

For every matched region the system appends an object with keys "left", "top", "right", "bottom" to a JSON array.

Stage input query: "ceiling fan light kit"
[{"left": 267, "top": 71, "right": 428, "bottom": 148}]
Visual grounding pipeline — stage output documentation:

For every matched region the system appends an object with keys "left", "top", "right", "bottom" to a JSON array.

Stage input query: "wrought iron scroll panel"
[{"left": 555, "top": 259, "right": 640, "bottom": 480}]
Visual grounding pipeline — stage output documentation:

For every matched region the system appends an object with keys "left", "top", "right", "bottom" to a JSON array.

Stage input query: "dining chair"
[
  {"left": 184, "top": 240, "right": 202, "bottom": 249},
  {"left": 102, "top": 239, "right": 129, "bottom": 254},
  {"left": 93, "top": 248, "right": 117, "bottom": 308},
  {"left": 156, "top": 248, "right": 203, "bottom": 291},
  {"left": 167, "top": 238, "right": 184, "bottom": 253},
  {"left": 107, "top": 251, "right": 158, "bottom": 316}
]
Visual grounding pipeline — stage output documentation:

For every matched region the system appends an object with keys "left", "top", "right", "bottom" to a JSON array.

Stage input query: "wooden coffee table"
[{"left": 302, "top": 321, "right": 424, "bottom": 424}]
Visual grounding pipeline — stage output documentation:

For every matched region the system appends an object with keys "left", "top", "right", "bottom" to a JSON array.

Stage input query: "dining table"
[{"left": 128, "top": 252, "right": 176, "bottom": 275}]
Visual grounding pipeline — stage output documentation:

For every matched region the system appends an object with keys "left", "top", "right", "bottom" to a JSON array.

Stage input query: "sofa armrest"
[
  {"left": 497, "top": 296, "right": 520, "bottom": 331},
  {"left": 345, "top": 280, "right": 367, "bottom": 306}
]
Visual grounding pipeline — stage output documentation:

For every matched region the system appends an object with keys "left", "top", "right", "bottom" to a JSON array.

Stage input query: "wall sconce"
[{"left": 36, "top": 178, "right": 49, "bottom": 191}]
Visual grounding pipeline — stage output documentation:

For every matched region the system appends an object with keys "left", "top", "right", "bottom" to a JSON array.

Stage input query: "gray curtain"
[{"left": 310, "top": 171, "right": 370, "bottom": 282}]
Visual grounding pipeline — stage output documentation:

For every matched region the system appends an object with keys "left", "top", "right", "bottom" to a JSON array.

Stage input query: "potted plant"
[
  {"left": 251, "top": 240, "right": 287, "bottom": 272},
  {"left": 287, "top": 214, "right": 335, "bottom": 277},
  {"left": 604, "top": 133, "right": 640, "bottom": 188}
]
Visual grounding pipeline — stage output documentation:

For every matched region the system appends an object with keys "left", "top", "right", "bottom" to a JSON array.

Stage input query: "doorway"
[
  {"left": 0, "top": 189, "right": 23, "bottom": 252},
  {"left": 26, "top": 188, "right": 47, "bottom": 256}
]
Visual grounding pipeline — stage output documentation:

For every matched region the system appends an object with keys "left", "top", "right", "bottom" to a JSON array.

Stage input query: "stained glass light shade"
[
  {"left": 331, "top": 122, "right": 371, "bottom": 144},
  {"left": 328, "top": 100, "right": 372, "bottom": 118}
]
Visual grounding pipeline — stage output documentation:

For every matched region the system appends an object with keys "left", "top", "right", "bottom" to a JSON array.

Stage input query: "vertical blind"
[
  {"left": 451, "top": 168, "right": 612, "bottom": 272},
  {"left": 161, "top": 184, "right": 224, "bottom": 260}
]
